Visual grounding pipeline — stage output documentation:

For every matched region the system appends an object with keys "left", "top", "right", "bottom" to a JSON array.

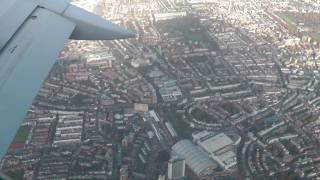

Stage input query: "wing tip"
[
  {"left": 117, "top": 30, "right": 136, "bottom": 39},
  {"left": 64, "top": 5, "right": 136, "bottom": 40}
]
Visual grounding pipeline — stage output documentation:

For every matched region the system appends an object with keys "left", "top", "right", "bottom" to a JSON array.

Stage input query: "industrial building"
[
  {"left": 171, "top": 140, "right": 218, "bottom": 179},
  {"left": 193, "top": 131, "right": 237, "bottom": 170},
  {"left": 168, "top": 154, "right": 186, "bottom": 180}
]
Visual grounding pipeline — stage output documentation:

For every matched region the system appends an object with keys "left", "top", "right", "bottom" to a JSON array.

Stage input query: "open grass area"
[
  {"left": 185, "top": 30, "right": 209, "bottom": 48},
  {"left": 12, "top": 125, "right": 31, "bottom": 144},
  {"left": 164, "top": 107, "right": 193, "bottom": 139},
  {"left": 191, "top": 108, "right": 218, "bottom": 124},
  {"left": 156, "top": 15, "right": 219, "bottom": 50},
  {"left": 276, "top": 12, "right": 294, "bottom": 25},
  {"left": 4, "top": 171, "right": 24, "bottom": 180},
  {"left": 275, "top": 11, "right": 320, "bottom": 42},
  {"left": 310, "top": 32, "right": 320, "bottom": 42}
]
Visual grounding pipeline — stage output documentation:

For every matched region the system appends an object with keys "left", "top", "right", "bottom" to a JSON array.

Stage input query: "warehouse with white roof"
[
  {"left": 193, "top": 131, "right": 237, "bottom": 170},
  {"left": 171, "top": 139, "right": 218, "bottom": 178}
]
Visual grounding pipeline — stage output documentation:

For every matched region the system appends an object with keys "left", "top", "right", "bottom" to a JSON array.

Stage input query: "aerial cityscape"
[{"left": 2, "top": 0, "right": 320, "bottom": 179}]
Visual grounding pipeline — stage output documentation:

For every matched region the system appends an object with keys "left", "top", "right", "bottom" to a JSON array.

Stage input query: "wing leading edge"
[{"left": 0, "top": 0, "right": 134, "bottom": 159}]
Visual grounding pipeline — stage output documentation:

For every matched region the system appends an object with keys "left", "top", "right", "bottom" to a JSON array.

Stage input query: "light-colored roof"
[
  {"left": 198, "top": 133, "right": 233, "bottom": 153},
  {"left": 218, "top": 150, "right": 236, "bottom": 164},
  {"left": 172, "top": 140, "right": 217, "bottom": 176}
]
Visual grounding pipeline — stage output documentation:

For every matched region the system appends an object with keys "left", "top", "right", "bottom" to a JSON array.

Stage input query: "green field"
[
  {"left": 156, "top": 15, "right": 219, "bottom": 50},
  {"left": 310, "top": 32, "right": 320, "bottom": 41},
  {"left": 12, "top": 125, "right": 31, "bottom": 144},
  {"left": 276, "top": 12, "right": 320, "bottom": 42},
  {"left": 164, "top": 107, "right": 193, "bottom": 139},
  {"left": 276, "top": 13, "right": 294, "bottom": 25},
  {"left": 185, "top": 30, "right": 209, "bottom": 48}
]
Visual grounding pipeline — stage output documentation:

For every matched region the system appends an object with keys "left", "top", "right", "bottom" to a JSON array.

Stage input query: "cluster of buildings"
[
  {"left": 170, "top": 131, "right": 237, "bottom": 180},
  {"left": 3, "top": 0, "right": 320, "bottom": 179},
  {"left": 53, "top": 114, "right": 83, "bottom": 147},
  {"left": 31, "top": 117, "right": 56, "bottom": 147}
]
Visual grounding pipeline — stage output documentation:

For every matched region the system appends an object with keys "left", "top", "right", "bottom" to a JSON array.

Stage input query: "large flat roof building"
[
  {"left": 168, "top": 154, "right": 186, "bottom": 180},
  {"left": 193, "top": 131, "right": 237, "bottom": 170},
  {"left": 171, "top": 140, "right": 218, "bottom": 178}
]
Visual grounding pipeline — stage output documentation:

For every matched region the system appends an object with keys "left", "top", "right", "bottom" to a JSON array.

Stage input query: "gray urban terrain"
[{"left": 2, "top": 0, "right": 320, "bottom": 180}]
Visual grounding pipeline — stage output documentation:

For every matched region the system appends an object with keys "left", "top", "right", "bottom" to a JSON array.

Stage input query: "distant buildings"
[
  {"left": 160, "top": 86, "right": 183, "bottom": 102},
  {"left": 31, "top": 117, "right": 56, "bottom": 147},
  {"left": 159, "top": 79, "right": 183, "bottom": 102},
  {"left": 153, "top": 11, "right": 187, "bottom": 22},
  {"left": 186, "top": 0, "right": 216, "bottom": 4},
  {"left": 158, "top": 175, "right": 166, "bottom": 180},
  {"left": 168, "top": 154, "right": 186, "bottom": 180},
  {"left": 53, "top": 114, "right": 83, "bottom": 147},
  {"left": 120, "top": 165, "right": 129, "bottom": 180},
  {"left": 63, "top": 62, "right": 89, "bottom": 81},
  {"left": 134, "top": 103, "right": 149, "bottom": 112},
  {"left": 6, "top": 0, "right": 320, "bottom": 179},
  {"left": 131, "top": 58, "right": 152, "bottom": 68},
  {"left": 85, "top": 52, "right": 115, "bottom": 68}
]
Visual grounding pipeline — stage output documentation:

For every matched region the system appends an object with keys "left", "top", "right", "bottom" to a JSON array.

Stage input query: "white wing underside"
[
  {"left": 0, "top": 0, "right": 134, "bottom": 158},
  {"left": 0, "top": 8, "right": 75, "bottom": 159}
]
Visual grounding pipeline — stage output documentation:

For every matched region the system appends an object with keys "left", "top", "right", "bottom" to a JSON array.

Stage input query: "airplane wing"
[{"left": 0, "top": 0, "right": 134, "bottom": 159}]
